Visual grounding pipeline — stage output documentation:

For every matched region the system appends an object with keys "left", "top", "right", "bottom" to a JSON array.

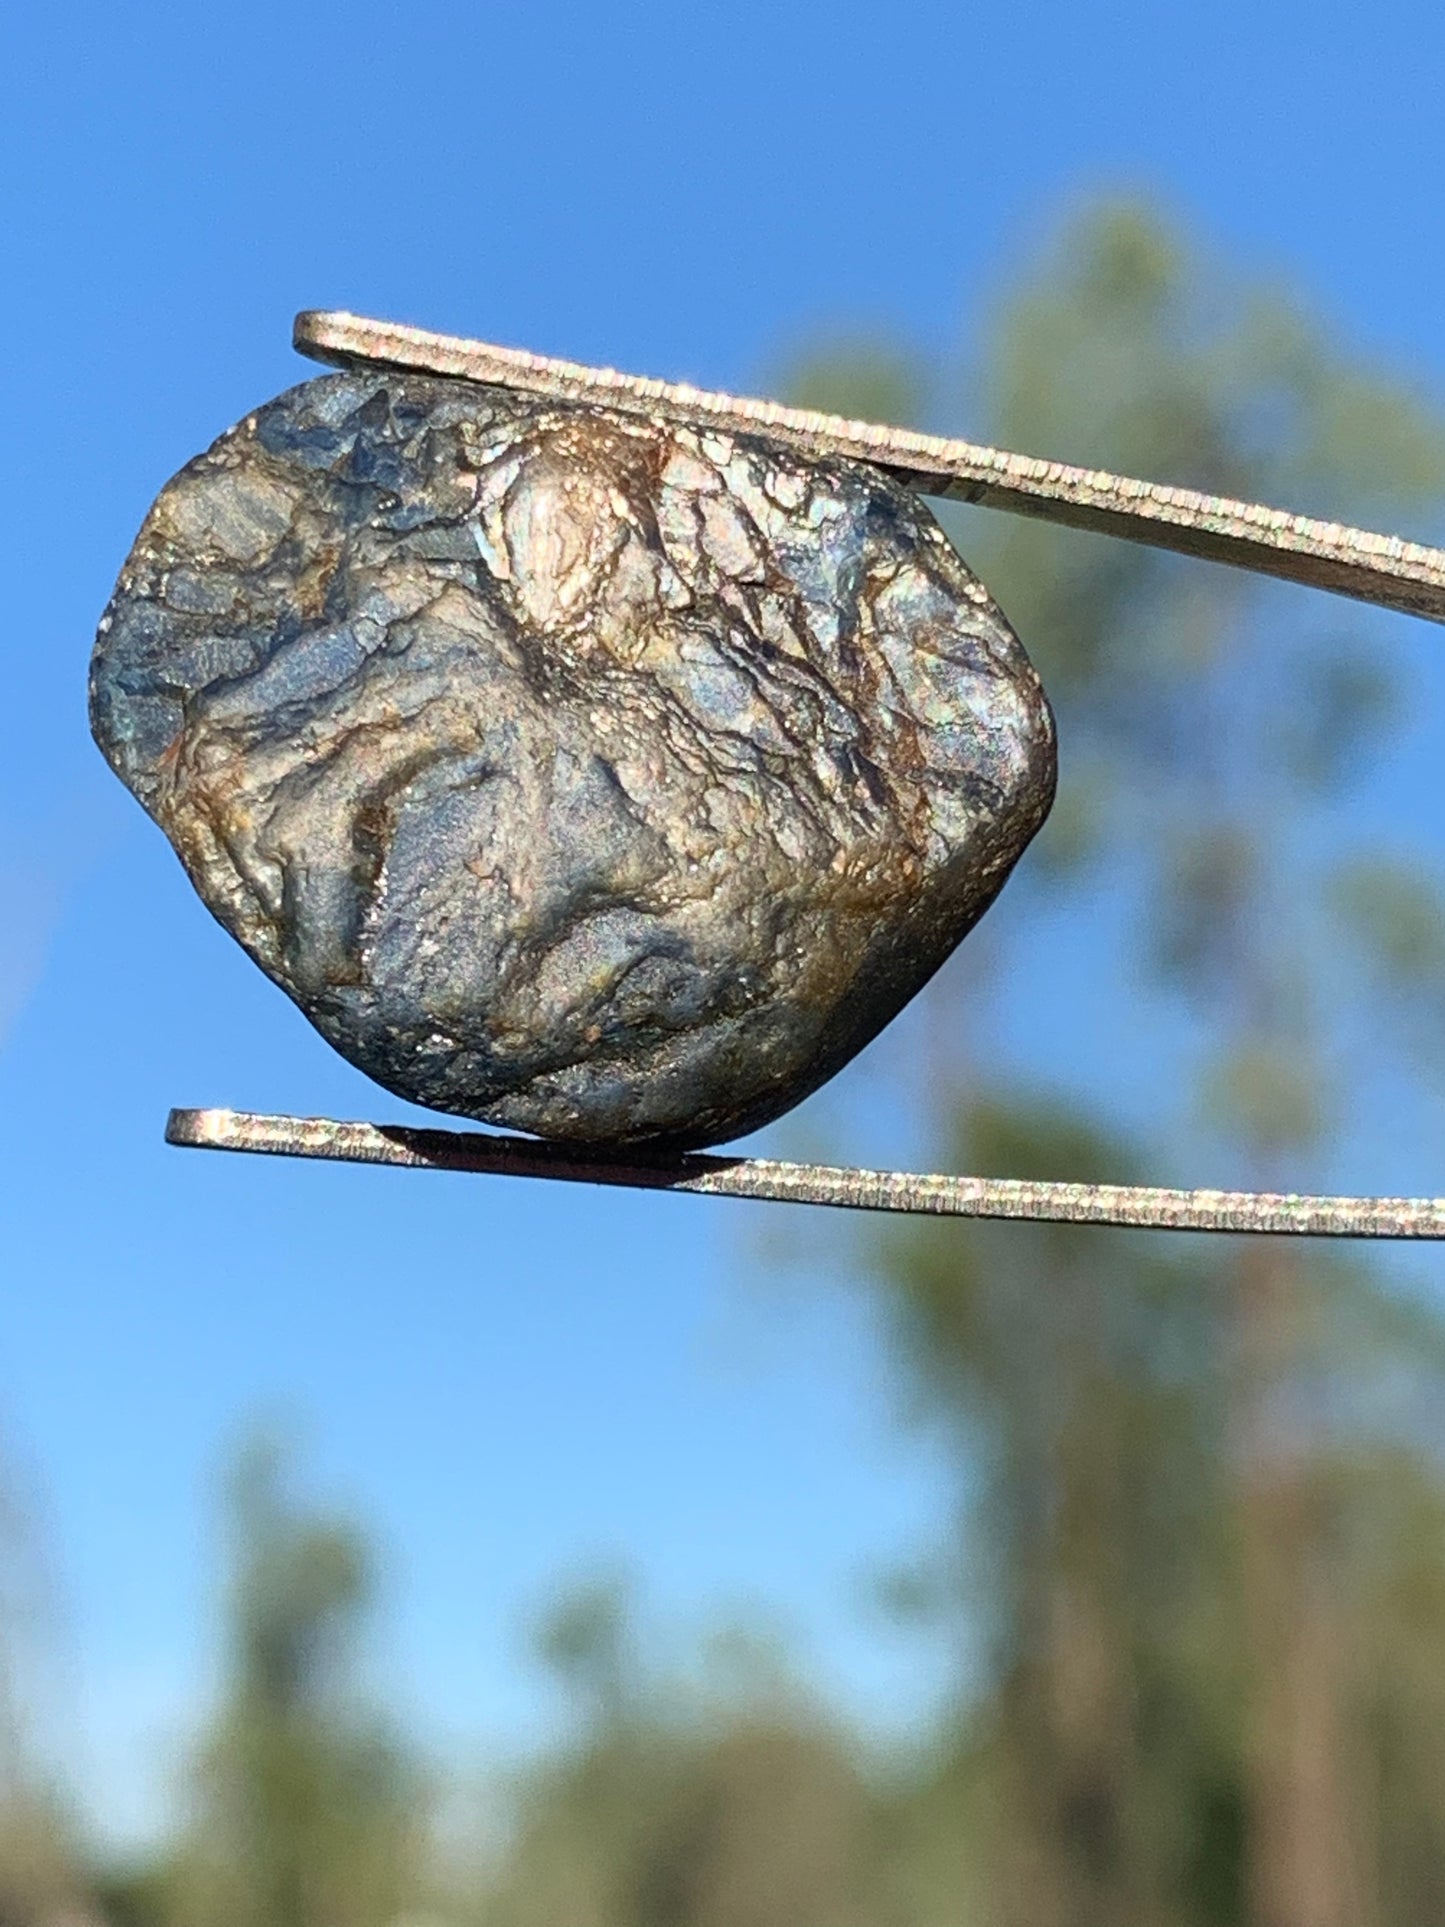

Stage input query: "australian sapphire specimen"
[{"left": 91, "top": 372, "right": 1055, "bottom": 1147}]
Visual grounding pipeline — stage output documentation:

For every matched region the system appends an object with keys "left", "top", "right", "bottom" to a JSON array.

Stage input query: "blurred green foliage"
[
  {"left": 99, "top": 1435, "right": 427, "bottom": 1927},
  {"left": 9, "top": 197, "right": 1445, "bottom": 1927},
  {"left": 476, "top": 1577, "right": 886, "bottom": 1927}
]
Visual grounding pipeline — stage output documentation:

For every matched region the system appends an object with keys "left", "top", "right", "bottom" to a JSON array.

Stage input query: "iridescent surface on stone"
[{"left": 90, "top": 372, "right": 1056, "bottom": 1147}]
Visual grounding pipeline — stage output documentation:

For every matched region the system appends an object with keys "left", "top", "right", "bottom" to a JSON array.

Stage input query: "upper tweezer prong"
[{"left": 295, "top": 308, "right": 1445, "bottom": 628}]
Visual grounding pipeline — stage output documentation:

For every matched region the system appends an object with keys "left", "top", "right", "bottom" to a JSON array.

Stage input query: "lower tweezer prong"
[{"left": 165, "top": 1109, "right": 1445, "bottom": 1239}]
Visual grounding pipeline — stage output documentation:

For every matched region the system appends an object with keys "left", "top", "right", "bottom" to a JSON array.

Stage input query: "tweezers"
[{"left": 163, "top": 311, "right": 1445, "bottom": 1238}]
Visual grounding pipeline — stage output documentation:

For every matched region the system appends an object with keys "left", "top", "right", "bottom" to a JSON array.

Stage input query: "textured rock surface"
[{"left": 91, "top": 371, "right": 1055, "bottom": 1146}]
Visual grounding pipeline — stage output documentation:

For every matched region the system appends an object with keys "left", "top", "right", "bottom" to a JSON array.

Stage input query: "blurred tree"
[
  {"left": 478, "top": 1577, "right": 886, "bottom": 1927},
  {"left": 163, "top": 1432, "right": 425, "bottom": 1927},
  {"left": 782, "top": 201, "right": 1445, "bottom": 1927},
  {"left": 0, "top": 1447, "right": 99, "bottom": 1926},
  {"left": 770, "top": 335, "right": 929, "bottom": 434}
]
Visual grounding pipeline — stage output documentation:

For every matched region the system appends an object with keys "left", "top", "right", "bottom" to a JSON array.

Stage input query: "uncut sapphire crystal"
[{"left": 90, "top": 372, "right": 1055, "bottom": 1147}]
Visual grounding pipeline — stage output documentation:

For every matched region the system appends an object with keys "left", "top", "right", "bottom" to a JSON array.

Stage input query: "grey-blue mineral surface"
[{"left": 90, "top": 371, "right": 1055, "bottom": 1147}]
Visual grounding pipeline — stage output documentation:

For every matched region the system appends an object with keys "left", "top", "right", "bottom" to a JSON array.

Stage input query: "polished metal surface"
[
  {"left": 167, "top": 1109, "right": 1445, "bottom": 1239},
  {"left": 295, "top": 309, "right": 1445, "bottom": 627}
]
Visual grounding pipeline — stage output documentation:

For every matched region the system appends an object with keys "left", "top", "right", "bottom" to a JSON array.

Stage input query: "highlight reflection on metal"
[
  {"left": 296, "top": 309, "right": 1445, "bottom": 627},
  {"left": 166, "top": 1110, "right": 1445, "bottom": 1240}
]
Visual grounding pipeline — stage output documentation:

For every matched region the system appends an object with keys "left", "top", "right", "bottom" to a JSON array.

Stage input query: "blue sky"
[{"left": 6, "top": 0, "right": 1445, "bottom": 1852}]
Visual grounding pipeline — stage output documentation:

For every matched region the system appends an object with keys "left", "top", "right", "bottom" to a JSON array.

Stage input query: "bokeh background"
[{"left": 7, "top": 3, "right": 1445, "bottom": 1922}]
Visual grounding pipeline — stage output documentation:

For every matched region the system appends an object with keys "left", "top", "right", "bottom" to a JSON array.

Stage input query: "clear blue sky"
[{"left": 5, "top": 0, "right": 1445, "bottom": 1851}]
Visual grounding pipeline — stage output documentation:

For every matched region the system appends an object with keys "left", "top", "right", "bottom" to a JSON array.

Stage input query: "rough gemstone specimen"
[{"left": 91, "top": 372, "right": 1055, "bottom": 1147}]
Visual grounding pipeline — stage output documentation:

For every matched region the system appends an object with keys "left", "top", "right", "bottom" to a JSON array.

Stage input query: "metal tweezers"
[{"left": 164, "top": 311, "right": 1445, "bottom": 1239}]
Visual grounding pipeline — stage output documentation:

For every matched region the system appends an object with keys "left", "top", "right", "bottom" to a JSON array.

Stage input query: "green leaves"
[
  {"left": 1197, "top": 1042, "right": 1322, "bottom": 1153},
  {"left": 174, "top": 1433, "right": 425, "bottom": 1927},
  {"left": 1150, "top": 825, "right": 1255, "bottom": 998},
  {"left": 1329, "top": 853, "right": 1445, "bottom": 989},
  {"left": 1277, "top": 643, "right": 1397, "bottom": 792},
  {"left": 767, "top": 336, "right": 928, "bottom": 432}
]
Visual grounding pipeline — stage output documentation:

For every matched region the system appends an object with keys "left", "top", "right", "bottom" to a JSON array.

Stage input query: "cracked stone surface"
[{"left": 90, "top": 371, "right": 1056, "bottom": 1147}]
